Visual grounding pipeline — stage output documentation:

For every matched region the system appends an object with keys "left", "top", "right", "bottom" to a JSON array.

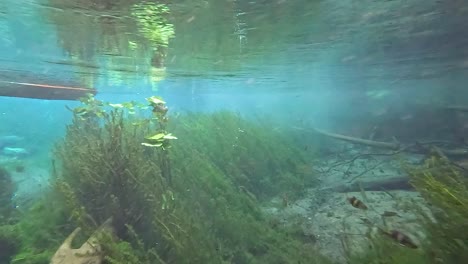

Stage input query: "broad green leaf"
[{"left": 146, "top": 133, "right": 165, "bottom": 140}]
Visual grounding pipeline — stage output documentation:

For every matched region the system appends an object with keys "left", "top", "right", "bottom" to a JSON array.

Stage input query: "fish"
[
  {"left": 347, "top": 196, "right": 368, "bottom": 210},
  {"left": 1, "top": 147, "right": 30, "bottom": 157},
  {"left": 381, "top": 211, "right": 400, "bottom": 217},
  {"left": 360, "top": 218, "right": 418, "bottom": 249},
  {"left": 381, "top": 229, "right": 418, "bottom": 249},
  {"left": 0, "top": 135, "right": 24, "bottom": 149}
]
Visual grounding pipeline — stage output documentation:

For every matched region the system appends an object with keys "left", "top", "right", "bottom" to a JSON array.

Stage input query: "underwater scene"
[{"left": 1, "top": 0, "right": 468, "bottom": 263}]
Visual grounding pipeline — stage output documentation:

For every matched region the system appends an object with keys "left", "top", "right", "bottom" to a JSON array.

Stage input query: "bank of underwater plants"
[{"left": 0, "top": 94, "right": 329, "bottom": 264}]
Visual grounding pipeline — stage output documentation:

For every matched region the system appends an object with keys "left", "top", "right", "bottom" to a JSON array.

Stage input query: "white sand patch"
[{"left": 263, "top": 189, "right": 431, "bottom": 263}]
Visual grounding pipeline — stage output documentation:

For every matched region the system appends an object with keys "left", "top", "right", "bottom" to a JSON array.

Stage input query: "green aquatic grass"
[
  {"left": 347, "top": 236, "right": 429, "bottom": 264},
  {"left": 408, "top": 155, "right": 468, "bottom": 263},
  {"left": 0, "top": 192, "right": 73, "bottom": 264},
  {"left": 2, "top": 97, "right": 328, "bottom": 263},
  {"left": 0, "top": 167, "right": 15, "bottom": 224},
  {"left": 169, "top": 111, "right": 318, "bottom": 200},
  {"left": 348, "top": 153, "right": 468, "bottom": 264}
]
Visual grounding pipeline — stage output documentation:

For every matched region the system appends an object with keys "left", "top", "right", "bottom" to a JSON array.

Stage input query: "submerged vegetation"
[
  {"left": 2, "top": 94, "right": 467, "bottom": 263},
  {"left": 170, "top": 111, "right": 317, "bottom": 201},
  {"left": 408, "top": 153, "right": 468, "bottom": 263},
  {"left": 347, "top": 151, "right": 468, "bottom": 264},
  {"left": 0, "top": 94, "right": 328, "bottom": 263},
  {"left": 0, "top": 167, "right": 14, "bottom": 224}
]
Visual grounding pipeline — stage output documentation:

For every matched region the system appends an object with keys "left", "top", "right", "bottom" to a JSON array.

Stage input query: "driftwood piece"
[
  {"left": 313, "top": 128, "right": 468, "bottom": 157},
  {"left": 0, "top": 80, "right": 96, "bottom": 100},
  {"left": 313, "top": 128, "right": 400, "bottom": 150}
]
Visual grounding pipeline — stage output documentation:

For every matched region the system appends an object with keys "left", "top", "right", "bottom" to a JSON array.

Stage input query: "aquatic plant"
[
  {"left": 0, "top": 166, "right": 15, "bottom": 224},
  {"left": 408, "top": 154, "right": 468, "bottom": 263},
  {"left": 347, "top": 151, "right": 468, "bottom": 263},
  {"left": 0, "top": 192, "right": 72, "bottom": 264},
  {"left": 169, "top": 111, "right": 317, "bottom": 201},
  {"left": 32, "top": 94, "right": 329, "bottom": 263},
  {"left": 346, "top": 233, "right": 429, "bottom": 264},
  {"left": 1, "top": 94, "right": 326, "bottom": 263},
  {"left": 0, "top": 224, "right": 19, "bottom": 264}
]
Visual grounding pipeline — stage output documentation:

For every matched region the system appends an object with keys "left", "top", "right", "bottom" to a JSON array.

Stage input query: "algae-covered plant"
[{"left": 1, "top": 94, "right": 329, "bottom": 263}]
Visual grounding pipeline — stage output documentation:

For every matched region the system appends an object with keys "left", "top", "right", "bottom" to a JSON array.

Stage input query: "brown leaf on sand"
[{"left": 51, "top": 217, "right": 114, "bottom": 264}]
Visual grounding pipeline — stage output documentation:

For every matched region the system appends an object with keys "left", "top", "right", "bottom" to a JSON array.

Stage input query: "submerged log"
[
  {"left": 313, "top": 128, "right": 400, "bottom": 150},
  {"left": 0, "top": 81, "right": 96, "bottom": 100},
  {"left": 313, "top": 128, "right": 468, "bottom": 157}
]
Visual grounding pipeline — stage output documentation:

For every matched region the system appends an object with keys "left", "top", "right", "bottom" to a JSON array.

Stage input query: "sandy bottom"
[
  {"left": 1, "top": 153, "right": 51, "bottom": 208},
  {"left": 256, "top": 150, "right": 435, "bottom": 262},
  {"left": 263, "top": 188, "right": 432, "bottom": 263}
]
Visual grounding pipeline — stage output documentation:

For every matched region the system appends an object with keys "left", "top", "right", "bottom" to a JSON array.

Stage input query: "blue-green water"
[
  {"left": 1, "top": 0, "right": 465, "bottom": 145},
  {"left": 1, "top": 0, "right": 468, "bottom": 263}
]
